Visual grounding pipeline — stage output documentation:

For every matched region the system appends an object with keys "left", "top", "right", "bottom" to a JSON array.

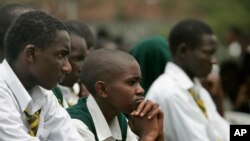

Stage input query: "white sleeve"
[
  {"left": 146, "top": 87, "right": 211, "bottom": 141},
  {"left": 43, "top": 92, "right": 83, "bottom": 141},
  {"left": 0, "top": 88, "right": 39, "bottom": 141},
  {"left": 71, "top": 119, "right": 96, "bottom": 141}
]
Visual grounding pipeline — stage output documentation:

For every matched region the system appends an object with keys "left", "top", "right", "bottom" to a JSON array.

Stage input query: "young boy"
[
  {"left": 53, "top": 20, "right": 92, "bottom": 107},
  {"left": 146, "top": 19, "right": 229, "bottom": 141},
  {"left": 0, "top": 11, "right": 82, "bottom": 140},
  {"left": 67, "top": 48, "right": 164, "bottom": 141}
]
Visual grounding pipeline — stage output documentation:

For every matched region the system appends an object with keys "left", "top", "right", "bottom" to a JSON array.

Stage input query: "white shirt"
[
  {"left": 58, "top": 85, "right": 79, "bottom": 107},
  {"left": 146, "top": 62, "right": 229, "bottom": 141},
  {"left": 0, "top": 60, "right": 83, "bottom": 141},
  {"left": 72, "top": 95, "right": 138, "bottom": 141}
]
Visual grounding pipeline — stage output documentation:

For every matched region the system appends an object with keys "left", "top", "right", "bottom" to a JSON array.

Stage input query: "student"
[
  {"left": 67, "top": 48, "right": 164, "bottom": 141},
  {"left": 53, "top": 20, "right": 92, "bottom": 107},
  {"left": 0, "top": 3, "right": 35, "bottom": 62},
  {"left": 0, "top": 11, "right": 82, "bottom": 140},
  {"left": 146, "top": 19, "right": 229, "bottom": 141}
]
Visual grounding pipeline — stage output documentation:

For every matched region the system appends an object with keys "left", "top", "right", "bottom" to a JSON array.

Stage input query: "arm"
[{"left": 43, "top": 92, "right": 83, "bottom": 141}]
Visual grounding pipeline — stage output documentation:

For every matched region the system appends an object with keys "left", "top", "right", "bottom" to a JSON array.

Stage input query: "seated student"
[
  {"left": 0, "top": 11, "right": 82, "bottom": 140},
  {"left": 67, "top": 48, "right": 164, "bottom": 141},
  {"left": 146, "top": 19, "right": 229, "bottom": 141},
  {"left": 53, "top": 20, "right": 93, "bottom": 107}
]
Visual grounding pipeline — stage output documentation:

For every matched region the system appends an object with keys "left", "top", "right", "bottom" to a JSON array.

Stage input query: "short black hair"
[
  {"left": 5, "top": 10, "right": 67, "bottom": 64},
  {"left": 64, "top": 20, "right": 95, "bottom": 49},
  {"left": 80, "top": 48, "right": 136, "bottom": 94},
  {"left": 0, "top": 3, "right": 35, "bottom": 61},
  {"left": 169, "top": 19, "right": 213, "bottom": 55}
]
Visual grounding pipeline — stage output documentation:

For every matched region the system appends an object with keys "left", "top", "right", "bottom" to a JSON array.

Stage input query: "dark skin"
[
  {"left": 11, "top": 30, "right": 72, "bottom": 91},
  {"left": 93, "top": 60, "right": 164, "bottom": 141},
  {"left": 61, "top": 33, "right": 88, "bottom": 87},
  {"left": 173, "top": 34, "right": 217, "bottom": 80}
]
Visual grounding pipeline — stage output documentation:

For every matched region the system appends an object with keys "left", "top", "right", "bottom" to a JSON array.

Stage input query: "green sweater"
[{"left": 67, "top": 97, "right": 128, "bottom": 141}]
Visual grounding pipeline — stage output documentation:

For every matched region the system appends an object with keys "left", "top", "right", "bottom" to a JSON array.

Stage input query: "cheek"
[{"left": 109, "top": 87, "right": 135, "bottom": 112}]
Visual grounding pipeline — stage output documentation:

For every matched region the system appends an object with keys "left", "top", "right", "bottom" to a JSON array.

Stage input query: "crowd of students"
[{"left": 1, "top": 2, "right": 249, "bottom": 141}]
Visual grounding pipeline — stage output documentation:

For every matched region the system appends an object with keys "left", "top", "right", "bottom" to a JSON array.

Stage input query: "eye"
[
  {"left": 127, "top": 78, "right": 141, "bottom": 86},
  {"left": 58, "top": 52, "right": 68, "bottom": 59},
  {"left": 76, "top": 55, "right": 85, "bottom": 61},
  {"left": 128, "top": 80, "right": 137, "bottom": 86}
]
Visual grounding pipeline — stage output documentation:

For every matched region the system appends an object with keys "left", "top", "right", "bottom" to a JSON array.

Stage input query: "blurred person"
[
  {"left": 67, "top": 48, "right": 164, "bottom": 141},
  {"left": 130, "top": 35, "right": 172, "bottom": 94},
  {"left": 0, "top": 3, "right": 36, "bottom": 62},
  {"left": 53, "top": 20, "right": 94, "bottom": 107},
  {"left": 146, "top": 19, "right": 229, "bottom": 141},
  {"left": 95, "top": 26, "right": 118, "bottom": 50},
  {"left": 0, "top": 11, "right": 83, "bottom": 140},
  {"left": 224, "top": 26, "right": 243, "bottom": 59},
  {"left": 66, "top": 20, "right": 96, "bottom": 51},
  {"left": 200, "top": 63, "right": 225, "bottom": 116},
  {"left": 219, "top": 60, "right": 242, "bottom": 111}
]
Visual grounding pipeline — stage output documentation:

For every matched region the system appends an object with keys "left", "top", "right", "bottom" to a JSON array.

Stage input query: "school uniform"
[
  {"left": 0, "top": 60, "right": 83, "bottom": 141},
  {"left": 67, "top": 95, "right": 138, "bottom": 141},
  {"left": 53, "top": 85, "right": 69, "bottom": 108},
  {"left": 146, "top": 62, "right": 229, "bottom": 141}
]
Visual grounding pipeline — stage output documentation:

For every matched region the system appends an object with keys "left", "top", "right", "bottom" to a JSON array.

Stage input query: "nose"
[
  {"left": 135, "top": 84, "right": 145, "bottom": 96},
  {"left": 62, "top": 58, "right": 72, "bottom": 74}
]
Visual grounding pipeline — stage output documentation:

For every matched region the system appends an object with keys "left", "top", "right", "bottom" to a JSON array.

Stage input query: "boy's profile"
[
  {"left": 67, "top": 48, "right": 164, "bottom": 141},
  {"left": 0, "top": 11, "right": 82, "bottom": 140}
]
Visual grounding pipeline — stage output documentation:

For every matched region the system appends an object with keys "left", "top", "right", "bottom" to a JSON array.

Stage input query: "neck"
[
  {"left": 11, "top": 61, "right": 35, "bottom": 91},
  {"left": 172, "top": 59, "right": 195, "bottom": 81},
  {"left": 94, "top": 96, "right": 118, "bottom": 124}
]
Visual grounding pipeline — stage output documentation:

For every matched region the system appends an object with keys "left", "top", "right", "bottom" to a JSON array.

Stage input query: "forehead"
[
  {"left": 115, "top": 60, "right": 141, "bottom": 78},
  {"left": 54, "top": 30, "right": 70, "bottom": 47},
  {"left": 200, "top": 34, "right": 217, "bottom": 46},
  {"left": 70, "top": 34, "right": 87, "bottom": 51}
]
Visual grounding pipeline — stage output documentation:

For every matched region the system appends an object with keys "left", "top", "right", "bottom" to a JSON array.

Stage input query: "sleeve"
[
  {"left": 71, "top": 119, "right": 96, "bottom": 140},
  {"left": 0, "top": 88, "right": 39, "bottom": 141},
  {"left": 43, "top": 92, "right": 83, "bottom": 141},
  {"left": 146, "top": 85, "right": 211, "bottom": 141}
]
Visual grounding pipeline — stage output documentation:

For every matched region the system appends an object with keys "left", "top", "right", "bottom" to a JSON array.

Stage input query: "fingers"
[
  {"left": 147, "top": 104, "right": 160, "bottom": 119},
  {"left": 131, "top": 100, "right": 161, "bottom": 119}
]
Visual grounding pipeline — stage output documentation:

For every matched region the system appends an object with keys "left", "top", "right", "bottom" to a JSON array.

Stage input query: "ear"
[
  {"left": 23, "top": 44, "right": 39, "bottom": 63},
  {"left": 95, "top": 81, "right": 108, "bottom": 98},
  {"left": 177, "top": 43, "right": 189, "bottom": 59}
]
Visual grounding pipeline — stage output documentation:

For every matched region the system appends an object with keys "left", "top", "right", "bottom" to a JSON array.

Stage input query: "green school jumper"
[
  {"left": 67, "top": 97, "right": 128, "bottom": 141},
  {"left": 52, "top": 86, "right": 64, "bottom": 106}
]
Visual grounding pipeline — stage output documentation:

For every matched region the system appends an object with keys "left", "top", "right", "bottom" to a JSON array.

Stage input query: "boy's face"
[
  {"left": 30, "top": 30, "right": 72, "bottom": 89},
  {"left": 186, "top": 34, "right": 217, "bottom": 78},
  {"left": 104, "top": 60, "right": 145, "bottom": 114},
  {"left": 61, "top": 34, "right": 88, "bottom": 87}
]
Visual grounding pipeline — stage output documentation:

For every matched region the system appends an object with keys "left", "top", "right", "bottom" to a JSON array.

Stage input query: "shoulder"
[
  {"left": 67, "top": 97, "right": 93, "bottom": 123},
  {"left": 146, "top": 73, "right": 177, "bottom": 99}
]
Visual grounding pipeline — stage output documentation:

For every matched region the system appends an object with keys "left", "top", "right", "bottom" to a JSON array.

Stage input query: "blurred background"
[{"left": 1, "top": 0, "right": 250, "bottom": 57}]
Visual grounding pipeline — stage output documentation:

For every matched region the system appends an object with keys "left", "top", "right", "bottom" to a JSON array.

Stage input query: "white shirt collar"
[
  {"left": 165, "top": 62, "right": 195, "bottom": 90},
  {"left": 87, "top": 95, "right": 122, "bottom": 141},
  {"left": 0, "top": 60, "right": 31, "bottom": 112},
  {"left": 26, "top": 86, "right": 46, "bottom": 114},
  {"left": 0, "top": 60, "right": 46, "bottom": 114}
]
